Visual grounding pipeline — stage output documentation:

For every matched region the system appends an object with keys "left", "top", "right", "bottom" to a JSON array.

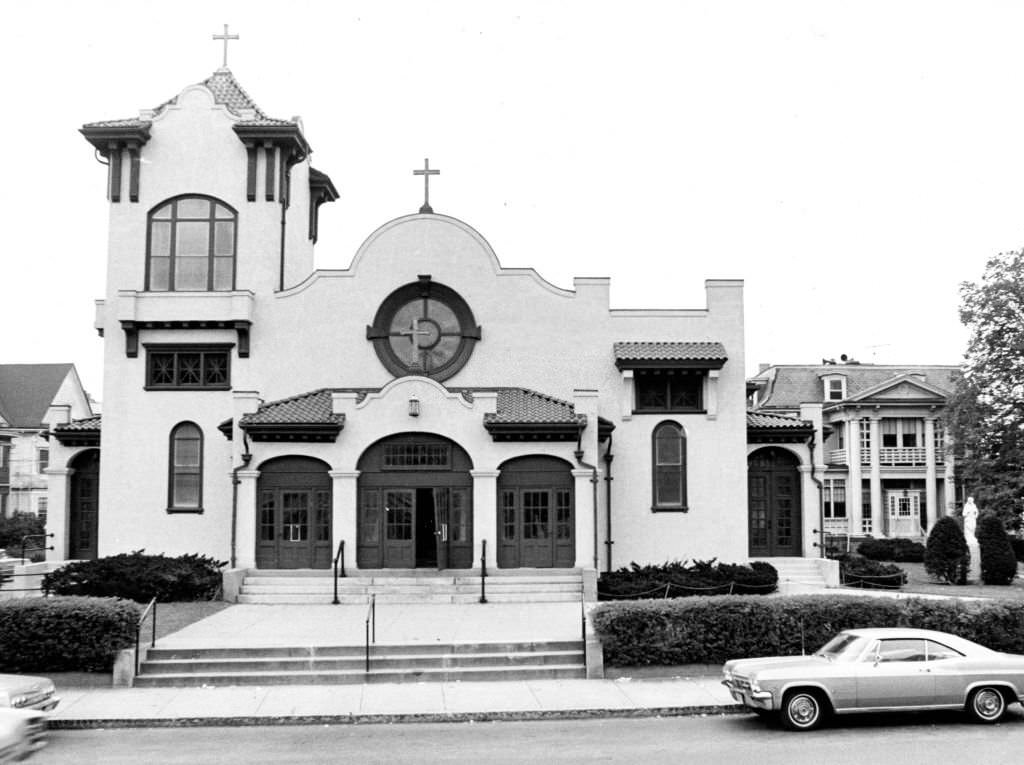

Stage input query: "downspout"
[
  {"left": 808, "top": 430, "right": 825, "bottom": 558},
  {"left": 230, "top": 431, "right": 252, "bottom": 569},
  {"left": 603, "top": 434, "right": 614, "bottom": 573},
  {"left": 278, "top": 190, "right": 287, "bottom": 291},
  {"left": 575, "top": 425, "right": 600, "bottom": 571}
]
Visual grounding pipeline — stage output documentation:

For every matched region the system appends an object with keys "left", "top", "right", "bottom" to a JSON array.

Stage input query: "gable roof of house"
[
  {"left": 751, "top": 364, "right": 960, "bottom": 409},
  {"left": 0, "top": 364, "right": 74, "bottom": 429}
]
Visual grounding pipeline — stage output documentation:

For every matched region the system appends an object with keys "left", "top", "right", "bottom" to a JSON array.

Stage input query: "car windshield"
[{"left": 814, "top": 633, "right": 865, "bottom": 661}]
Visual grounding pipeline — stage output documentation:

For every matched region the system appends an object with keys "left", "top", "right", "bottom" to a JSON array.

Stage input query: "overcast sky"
[{"left": 3, "top": 1, "right": 1019, "bottom": 401}]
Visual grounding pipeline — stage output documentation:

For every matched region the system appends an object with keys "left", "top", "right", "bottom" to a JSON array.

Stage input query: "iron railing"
[
  {"left": 135, "top": 597, "right": 158, "bottom": 676},
  {"left": 332, "top": 540, "right": 346, "bottom": 604},
  {"left": 364, "top": 594, "right": 376, "bottom": 673},
  {"left": 479, "top": 539, "right": 488, "bottom": 604},
  {"left": 20, "top": 534, "right": 54, "bottom": 563}
]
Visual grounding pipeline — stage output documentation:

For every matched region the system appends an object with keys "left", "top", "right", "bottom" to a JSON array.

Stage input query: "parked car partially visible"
[
  {"left": 723, "top": 627, "right": 1024, "bottom": 731},
  {"left": 0, "top": 675, "right": 59, "bottom": 713},
  {"left": 0, "top": 708, "right": 48, "bottom": 762}
]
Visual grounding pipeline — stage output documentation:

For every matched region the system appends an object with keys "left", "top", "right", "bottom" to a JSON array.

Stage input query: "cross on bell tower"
[
  {"left": 212, "top": 24, "right": 239, "bottom": 69},
  {"left": 413, "top": 158, "right": 440, "bottom": 214}
]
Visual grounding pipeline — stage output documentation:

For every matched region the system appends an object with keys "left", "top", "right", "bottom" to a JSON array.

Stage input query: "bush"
[
  {"left": 837, "top": 554, "right": 907, "bottom": 589},
  {"left": 1012, "top": 537, "right": 1024, "bottom": 563},
  {"left": 42, "top": 551, "right": 226, "bottom": 603},
  {"left": 924, "top": 516, "right": 970, "bottom": 584},
  {"left": 597, "top": 559, "right": 777, "bottom": 600},
  {"left": 977, "top": 512, "right": 1018, "bottom": 585},
  {"left": 856, "top": 537, "right": 925, "bottom": 562},
  {"left": 0, "top": 512, "right": 45, "bottom": 553},
  {"left": 0, "top": 596, "right": 139, "bottom": 672},
  {"left": 591, "top": 594, "right": 1024, "bottom": 666}
]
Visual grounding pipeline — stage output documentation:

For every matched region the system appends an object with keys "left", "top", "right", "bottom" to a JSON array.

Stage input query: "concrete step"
[
  {"left": 146, "top": 641, "right": 583, "bottom": 661},
  {"left": 133, "top": 664, "right": 587, "bottom": 687}
]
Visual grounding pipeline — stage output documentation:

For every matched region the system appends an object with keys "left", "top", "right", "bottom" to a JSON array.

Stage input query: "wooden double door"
[
  {"left": 497, "top": 456, "right": 575, "bottom": 569},
  {"left": 357, "top": 485, "right": 472, "bottom": 569},
  {"left": 256, "top": 457, "right": 332, "bottom": 569},
  {"left": 747, "top": 447, "right": 802, "bottom": 557}
]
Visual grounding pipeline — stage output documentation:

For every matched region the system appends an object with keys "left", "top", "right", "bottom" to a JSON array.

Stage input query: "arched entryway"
[
  {"left": 356, "top": 433, "right": 473, "bottom": 569},
  {"left": 256, "top": 457, "right": 332, "bottom": 569},
  {"left": 747, "top": 447, "right": 802, "bottom": 557},
  {"left": 68, "top": 449, "right": 100, "bottom": 560},
  {"left": 497, "top": 456, "right": 575, "bottom": 568}
]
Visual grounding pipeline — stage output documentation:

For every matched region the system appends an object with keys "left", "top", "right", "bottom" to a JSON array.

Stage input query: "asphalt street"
[{"left": 42, "top": 707, "right": 1024, "bottom": 764}]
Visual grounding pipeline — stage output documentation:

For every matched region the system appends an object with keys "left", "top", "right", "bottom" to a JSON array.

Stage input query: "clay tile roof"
[
  {"left": 485, "top": 389, "right": 586, "bottom": 425},
  {"left": 614, "top": 341, "right": 728, "bottom": 364},
  {"left": 54, "top": 415, "right": 102, "bottom": 432},
  {"left": 240, "top": 389, "right": 344, "bottom": 426},
  {"left": 80, "top": 118, "right": 151, "bottom": 129},
  {"left": 747, "top": 411, "right": 812, "bottom": 430}
]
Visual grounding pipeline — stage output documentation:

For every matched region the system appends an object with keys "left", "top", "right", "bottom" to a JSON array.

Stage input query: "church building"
[{"left": 47, "top": 64, "right": 748, "bottom": 578}]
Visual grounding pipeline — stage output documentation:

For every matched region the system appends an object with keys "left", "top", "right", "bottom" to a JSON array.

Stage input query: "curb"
[{"left": 49, "top": 704, "right": 747, "bottom": 729}]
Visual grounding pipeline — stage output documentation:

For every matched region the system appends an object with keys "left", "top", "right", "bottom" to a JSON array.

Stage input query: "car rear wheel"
[
  {"left": 967, "top": 686, "right": 1006, "bottom": 724},
  {"left": 781, "top": 690, "right": 825, "bottom": 732}
]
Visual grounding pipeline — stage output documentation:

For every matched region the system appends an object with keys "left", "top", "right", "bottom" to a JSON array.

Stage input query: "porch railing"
[
  {"left": 364, "top": 594, "right": 376, "bottom": 673},
  {"left": 135, "top": 598, "right": 157, "bottom": 676},
  {"left": 827, "top": 447, "right": 944, "bottom": 467}
]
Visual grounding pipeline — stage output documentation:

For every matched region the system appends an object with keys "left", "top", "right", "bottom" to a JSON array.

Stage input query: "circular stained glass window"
[{"left": 368, "top": 277, "right": 480, "bottom": 381}]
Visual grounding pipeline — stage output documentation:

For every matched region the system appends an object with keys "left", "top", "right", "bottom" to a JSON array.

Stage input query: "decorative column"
[
  {"left": 330, "top": 471, "right": 360, "bottom": 572},
  {"left": 471, "top": 470, "right": 500, "bottom": 570},
  {"left": 924, "top": 417, "right": 937, "bottom": 531},
  {"left": 44, "top": 467, "right": 72, "bottom": 562},
  {"left": 573, "top": 468, "right": 599, "bottom": 571},
  {"left": 869, "top": 416, "right": 882, "bottom": 536},
  {"left": 847, "top": 417, "right": 863, "bottom": 534},
  {"left": 798, "top": 464, "right": 816, "bottom": 557},
  {"left": 233, "top": 469, "right": 260, "bottom": 569},
  {"left": 943, "top": 451, "right": 956, "bottom": 518}
]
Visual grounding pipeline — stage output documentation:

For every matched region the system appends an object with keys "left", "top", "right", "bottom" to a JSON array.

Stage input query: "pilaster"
[
  {"left": 573, "top": 468, "right": 599, "bottom": 571},
  {"left": 234, "top": 469, "right": 260, "bottom": 569},
  {"left": 470, "top": 470, "right": 500, "bottom": 570},
  {"left": 329, "top": 471, "right": 360, "bottom": 572},
  {"left": 44, "top": 467, "right": 72, "bottom": 562}
]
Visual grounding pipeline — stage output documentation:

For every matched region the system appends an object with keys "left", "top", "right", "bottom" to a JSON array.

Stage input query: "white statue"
[{"left": 963, "top": 497, "right": 979, "bottom": 542}]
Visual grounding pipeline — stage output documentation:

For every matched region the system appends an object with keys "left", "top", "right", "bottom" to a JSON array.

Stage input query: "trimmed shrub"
[
  {"left": 856, "top": 537, "right": 925, "bottom": 563},
  {"left": 837, "top": 554, "right": 907, "bottom": 589},
  {"left": 924, "top": 516, "right": 969, "bottom": 584},
  {"left": 977, "top": 512, "right": 1018, "bottom": 585},
  {"left": 597, "top": 559, "right": 777, "bottom": 600},
  {"left": 0, "top": 596, "right": 139, "bottom": 672},
  {"left": 591, "top": 594, "right": 1024, "bottom": 666},
  {"left": 0, "top": 512, "right": 45, "bottom": 553},
  {"left": 42, "top": 551, "right": 226, "bottom": 603},
  {"left": 1012, "top": 537, "right": 1024, "bottom": 563}
]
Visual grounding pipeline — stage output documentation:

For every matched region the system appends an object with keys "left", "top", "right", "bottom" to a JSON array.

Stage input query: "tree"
[
  {"left": 977, "top": 511, "right": 1018, "bottom": 585},
  {"left": 924, "top": 516, "right": 969, "bottom": 584},
  {"left": 948, "top": 249, "right": 1024, "bottom": 531},
  {"left": 0, "top": 512, "right": 45, "bottom": 553}
]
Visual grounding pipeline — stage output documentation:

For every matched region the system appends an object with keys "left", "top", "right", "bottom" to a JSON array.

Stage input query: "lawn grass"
[{"left": 882, "top": 560, "right": 1024, "bottom": 599}]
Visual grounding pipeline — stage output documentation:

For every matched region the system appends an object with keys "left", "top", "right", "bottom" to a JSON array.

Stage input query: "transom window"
[
  {"left": 168, "top": 422, "right": 203, "bottom": 512},
  {"left": 146, "top": 345, "right": 232, "bottom": 390},
  {"left": 635, "top": 370, "right": 703, "bottom": 413},
  {"left": 382, "top": 443, "right": 451, "bottom": 469},
  {"left": 147, "top": 196, "right": 237, "bottom": 291},
  {"left": 652, "top": 421, "right": 687, "bottom": 511}
]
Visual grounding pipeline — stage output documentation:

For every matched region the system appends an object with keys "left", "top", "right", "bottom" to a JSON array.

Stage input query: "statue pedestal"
[{"left": 967, "top": 539, "right": 982, "bottom": 583}]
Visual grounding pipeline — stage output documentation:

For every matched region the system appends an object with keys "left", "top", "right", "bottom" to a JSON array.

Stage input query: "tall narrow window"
[
  {"left": 652, "top": 421, "right": 687, "bottom": 511},
  {"left": 147, "top": 196, "right": 237, "bottom": 291},
  {"left": 168, "top": 422, "right": 203, "bottom": 512}
]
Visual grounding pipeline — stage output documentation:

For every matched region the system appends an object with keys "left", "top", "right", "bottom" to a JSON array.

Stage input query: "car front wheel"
[
  {"left": 781, "top": 690, "right": 825, "bottom": 732},
  {"left": 967, "top": 686, "right": 1006, "bottom": 724}
]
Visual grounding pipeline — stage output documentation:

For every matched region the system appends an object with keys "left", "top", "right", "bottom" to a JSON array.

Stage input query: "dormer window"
[
  {"left": 824, "top": 376, "right": 846, "bottom": 401},
  {"left": 147, "top": 195, "right": 237, "bottom": 291}
]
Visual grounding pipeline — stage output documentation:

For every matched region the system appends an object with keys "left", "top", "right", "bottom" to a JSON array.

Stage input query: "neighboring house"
[
  {"left": 46, "top": 65, "right": 748, "bottom": 572},
  {"left": 747, "top": 360, "right": 960, "bottom": 555},
  {"left": 0, "top": 365, "right": 94, "bottom": 522}
]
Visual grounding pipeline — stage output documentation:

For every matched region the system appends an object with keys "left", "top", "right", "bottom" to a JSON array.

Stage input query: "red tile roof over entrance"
[{"left": 613, "top": 341, "right": 728, "bottom": 363}]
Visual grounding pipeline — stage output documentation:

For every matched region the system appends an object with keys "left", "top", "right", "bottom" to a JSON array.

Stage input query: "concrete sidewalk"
[{"left": 49, "top": 671, "right": 739, "bottom": 728}]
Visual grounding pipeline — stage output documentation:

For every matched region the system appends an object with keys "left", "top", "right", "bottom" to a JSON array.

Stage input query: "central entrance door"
[
  {"left": 747, "top": 447, "right": 802, "bottom": 557},
  {"left": 256, "top": 457, "right": 332, "bottom": 569},
  {"left": 357, "top": 434, "right": 473, "bottom": 569}
]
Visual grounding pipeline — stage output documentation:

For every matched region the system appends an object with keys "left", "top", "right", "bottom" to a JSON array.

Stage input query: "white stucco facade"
[{"left": 49, "top": 69, "right": 749, "bottom": 574}]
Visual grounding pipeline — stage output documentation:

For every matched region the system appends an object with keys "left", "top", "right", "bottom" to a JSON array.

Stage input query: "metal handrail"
[
  {"left": 332, "top": 540, "right": 346, "bottom": 605},
  {"left": 20, "top": 533, "right": 54, "bottom": 562},
  {"left": 364, "top": 594, "right": 376, "bottom": 673},
  {"left": 135, "top": 597, "right": 158, "bottom": 676},
  {"left": 479, "top": 539, "right": 488, "bottom": 604}
]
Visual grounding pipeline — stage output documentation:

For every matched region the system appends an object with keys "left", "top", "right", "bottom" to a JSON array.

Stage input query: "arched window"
[
  {"left": 652, "top": 421, "right": 687, "bottom": 511},
  {"left": 147, "top": 196, "right": 237, "bottom": 291},
  {"left": 168, "top": 422, "right": 203, "bottom": 512}
]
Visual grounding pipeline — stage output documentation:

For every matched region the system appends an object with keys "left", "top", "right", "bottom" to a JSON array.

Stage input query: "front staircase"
[
  {"left": 134, "top": 640, "right": 587, "bottom": 687},
  {"left": 755, "top": 557, "right": 832, "bottom": 593},
  {"left": 236, "top": 568, "right": 585, "bottom": 604}
]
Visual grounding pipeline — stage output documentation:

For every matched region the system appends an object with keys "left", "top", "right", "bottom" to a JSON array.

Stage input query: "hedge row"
[
  {"left": 42, "top": 551, "right": 226, "bottom": 603},
  {"left": 856, "top": 538, "right": 925, "bottom": 562},
  {"left": 0, "top": 597, "right": 139, "bottom": 672},
  {"left": 837, "top": 555, "right": 907, "bottom": 589},
  {"left": 591, "top": 594, "right": 1024, "bottom": 666},
  {"left": 598, "top": 559, "right": 778, "bottom": 599}
]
